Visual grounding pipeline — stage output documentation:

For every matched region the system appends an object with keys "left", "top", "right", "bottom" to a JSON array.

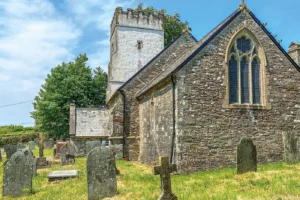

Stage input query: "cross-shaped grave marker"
[{"left": 153, "top": 156, "right": 178, "bottom": 200}]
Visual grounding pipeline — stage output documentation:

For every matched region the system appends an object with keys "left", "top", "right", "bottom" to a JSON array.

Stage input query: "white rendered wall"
[{"left": 108, "top": 26, "right": 164, "bottom": 98}]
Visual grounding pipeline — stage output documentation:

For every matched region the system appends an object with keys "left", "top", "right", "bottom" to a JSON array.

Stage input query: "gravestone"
[
  {"left": 3, "top": 151, "right": 32, "bottom": 197},
  {"left": 22, "top": 148, "right": 37, "bottom": 176},
  {"left": 282, "top": 132, "right": 299, "bottom": 163},
  {"left": 237, "top": 138, "right": 257, "bottom": 174},
  {"left": 86, "top": 141, "right": 101, "bottom": 154},
  {"left": 36, "top": 134, "right": 49, "bottom": 169},
  {"left": 153, "top": 156, "right": 178, "bottom": 200},
  {"left": 61, "top": 141, "right": 76, "bottom": 165},
  {"left": 44, "top": 139, "right": 54, "bottom": 149},
  {"left": 29, "top": 141, "right": 36, "bottom": 151},
  {"left": 48, "top": 170, "right": 78, "bottom": 182},
  {"left": 55, "top": 141, "right": 66, "bottom": 158},
  {"left": 4, "top": 144, "right": 17, "bottom": 160},
  {"left": 17, "top": 143, "right": 26, "bottom": 151},
  {"left": 87, "top": 146, "right": 118, "bottom": 200}
]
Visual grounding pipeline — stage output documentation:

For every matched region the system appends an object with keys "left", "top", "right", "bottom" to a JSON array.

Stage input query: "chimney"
[
  {"left": 288, "top": 42, "right": 300, "bottom": 66},
  {"left": 69, "top": 104, "right": 76, "bottom": 136}
]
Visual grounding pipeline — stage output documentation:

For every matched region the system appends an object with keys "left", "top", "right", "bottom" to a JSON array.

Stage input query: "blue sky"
[{"left": 0, "top": 0, "right": 299, "bottom": 126}]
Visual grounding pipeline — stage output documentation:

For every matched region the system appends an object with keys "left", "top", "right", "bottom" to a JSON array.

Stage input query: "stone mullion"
[{"left": 238, "top": 55, "right": 241, "bottom": 104}]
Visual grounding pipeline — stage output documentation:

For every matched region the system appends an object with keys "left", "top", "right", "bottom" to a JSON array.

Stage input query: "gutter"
[
  {"left": 119, "top": 89, "right": 126, "bottom": 159},
  {"left": 170, "top": 75, "right": 176, "bottom": 163}
]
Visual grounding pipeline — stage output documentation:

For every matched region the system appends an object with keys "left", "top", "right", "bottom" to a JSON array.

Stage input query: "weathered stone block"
[
  {"left": 4, "top": 144, "right": 17, "bottom": 160},
  {"left": 3, "top": 151, "right": 32, "bottom": 197},
  {"left": 237, "top": 138, "right": 257, "bottom": 174},
  {"left": 282, "top": 132, "right": 299, "bottom": 163},
  {"left": 87, "top": 146, "right": 117, "bottom": 200}
]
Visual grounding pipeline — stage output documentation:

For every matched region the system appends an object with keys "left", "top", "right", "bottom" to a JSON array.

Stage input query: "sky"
[{"left": 0, "top": 0, "right": 299, "bottom": 127}]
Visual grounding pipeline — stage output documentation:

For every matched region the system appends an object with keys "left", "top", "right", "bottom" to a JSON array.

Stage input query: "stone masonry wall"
[
  {"left": 107, "top": 33, "right": 197, "bottom": 161},
  {"left": 139, "top": 84, "right": 173, "bottom": 165},
  {"left": 175, "top": 10, "right": 300, "bottom": 173}
]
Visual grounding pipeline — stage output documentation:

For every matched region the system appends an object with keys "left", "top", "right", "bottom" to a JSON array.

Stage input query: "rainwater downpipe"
[
  {"left": 170, "top": 75, "right": 176, "bottom": 163},
  {"left": 119, "top": 90, "right": 126, "bottom": 159}
]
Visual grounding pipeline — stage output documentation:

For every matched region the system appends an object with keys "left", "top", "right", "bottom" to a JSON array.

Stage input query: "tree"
[
  {"left": 31, "top": 54, "right": 107, "bottom": 139},
  {"left": 135, "top": 3, "right": 191, "bottom": 46}
]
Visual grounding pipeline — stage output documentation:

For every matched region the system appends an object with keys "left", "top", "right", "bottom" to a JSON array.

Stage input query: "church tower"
[{"left": 106, "top": 7, "right": 164, "bottom": 101}]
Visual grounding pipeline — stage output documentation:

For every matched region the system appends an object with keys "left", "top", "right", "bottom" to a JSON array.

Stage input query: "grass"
[{"left": 1, "top": 148, "right": 300, "bottom": 199}]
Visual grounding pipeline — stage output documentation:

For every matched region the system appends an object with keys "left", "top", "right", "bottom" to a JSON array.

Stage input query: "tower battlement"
[{"left": 111, "top": 7, "right": 164, "bottom": 37}]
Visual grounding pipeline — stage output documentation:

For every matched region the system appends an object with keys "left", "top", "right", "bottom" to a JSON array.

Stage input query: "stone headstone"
[
  {"left": 4, "top": 144, "right": 17, "bottom": 160},
  {"left": 48, "top": 170, "right": 78, "bottom": 182},
  {"left": 87, "top": 146, "right": 117, "bottom": 200},
  {"left": 28, "top": 141, "right": 36, "bottom": 150},
  {"left": 22, "top": 148, "right": 37, "bottom": 176},
  {"left": 109, "top": 145, "right": 123, "bottom": 160},
  {"left": 282, "top": 132, "right": 299, "bottom": 163},
  {"left": 44, "top": 139, "right": 54, "bottom": 149},
  {"left": 237, "top": 138, "right": 257, "bottom": 174},
  {"left": 86, "top": 141, "right": 101, "bottom": 154},
  {"left": 3, "top": 151, "right": 32, "bottom": 197},
  {"left": 17, "top": 143, "right": 26, "bottom": 151},
  {"left": 61, "top": 141, "right": 76, "bottom": 165},
  {"left": 153, "top": 156, "right": 178, "bottom": 200},
  {"left": 55, "top": 141, "right": 66, "bottom": 158}
]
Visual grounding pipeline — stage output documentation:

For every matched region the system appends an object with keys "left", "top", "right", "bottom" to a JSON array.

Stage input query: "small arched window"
[{"left": 225, "top": 29, "right": 268, "bottom": 108}]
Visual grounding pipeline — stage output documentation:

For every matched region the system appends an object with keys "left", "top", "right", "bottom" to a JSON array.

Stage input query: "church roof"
[{"left": 136, "top": 6, "right": 300, "bottom": 99}]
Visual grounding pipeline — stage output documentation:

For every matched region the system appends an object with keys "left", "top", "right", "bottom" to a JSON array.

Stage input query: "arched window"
[{"left": 225, "top": 30, "right": 267, "bottom": 108}]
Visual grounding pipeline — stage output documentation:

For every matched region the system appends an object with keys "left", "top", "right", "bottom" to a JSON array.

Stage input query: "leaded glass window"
[
  {"left": 252, "top": 58, "right": 261, "bottom": 104},
  {"left": 229, "top": 56, "right": 238, "bottom": 104},
  {"left": 228, "top": 34, "right": 262, "bottom": 106}
]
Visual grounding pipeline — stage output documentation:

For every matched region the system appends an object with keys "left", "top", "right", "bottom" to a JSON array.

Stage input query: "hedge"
[{"left": 0, "top": 132, "right": 38, "bottom": 146}]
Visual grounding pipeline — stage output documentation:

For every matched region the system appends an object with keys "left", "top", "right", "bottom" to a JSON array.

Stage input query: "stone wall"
[
  {"left": 107, "top": 33, "right": 197, "bottom": 161},
  {"left": 75, "top": 108, "right": 109, "bottom": 137},
  {"left": 175, "top": 11, "right": 300, "bottom": 173},
  {"left": 139, "top": 84, "right": 173, "bottom": 165}
]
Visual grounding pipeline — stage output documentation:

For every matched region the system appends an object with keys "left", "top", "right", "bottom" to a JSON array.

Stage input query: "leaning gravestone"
[
  {"left": 282, "top": 132, "right": 299, "bottom": 163},
  {"left": 29, "top": 141, "right": 36, "bottom": 151},
  {"left": 86, "top": 141, "right": 101, "bottom": 154},
  {"left": 4, "top": 144, "right": 17, "bottom": 160},
  {"left": 237, "top": 138, "right": 257, "bottom": 174},
  {"left": 87, "top": 146, "right": 118, "bottom": 200},
  {"left": 3, "top": 151, "right": 32, "bottom": 197},
  {"left": 22, "top": 148, "right": 37, "bottom": 176},
  {"left": 17, "top": 143, "right": 26, "bottom": 151},
  {"left": 61, "top": 141, "right": 76, "bottom": 165}
]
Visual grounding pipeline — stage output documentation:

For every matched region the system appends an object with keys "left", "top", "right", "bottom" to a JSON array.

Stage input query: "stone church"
[{"left": 69, "top": 3, "right": 300, "bottom": 173}]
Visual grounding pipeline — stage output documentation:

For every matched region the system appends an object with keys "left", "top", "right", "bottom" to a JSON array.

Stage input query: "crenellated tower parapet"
[{"left": 111, "top": 7, "right": 164, "bottom": 38}]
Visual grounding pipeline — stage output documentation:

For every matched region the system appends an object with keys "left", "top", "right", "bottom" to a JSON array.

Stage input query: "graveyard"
[{"left": 0, "top": 144, "right": 300, "bottom": 199}]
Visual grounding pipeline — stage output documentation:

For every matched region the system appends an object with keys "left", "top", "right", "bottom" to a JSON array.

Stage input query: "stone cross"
[
  {"left": 39, "top": 134, "right": 44, "bottom": 158},
  {"left": 153, "top": 156, "right": 178, "bottom": 200},
  {"left": 237, "top": 138, "right": 257, "bottom": 174}
]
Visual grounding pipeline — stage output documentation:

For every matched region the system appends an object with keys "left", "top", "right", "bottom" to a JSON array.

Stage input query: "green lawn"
[{"left": 1, "top": 148, "right": 300, "bottom": 199}]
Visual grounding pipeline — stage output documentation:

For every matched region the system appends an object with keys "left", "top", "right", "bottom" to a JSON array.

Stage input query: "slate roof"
[{"left": 136, "top": 7, "right": 300, "bottom": 98}]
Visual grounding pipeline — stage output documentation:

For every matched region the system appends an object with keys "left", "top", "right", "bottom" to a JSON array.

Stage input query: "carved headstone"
[
  {"left": 22, "top": 148, "right": 37, "bottom": 176},
  {"left": 17, "top": 143, "right": 26, "bottom": 151},
  {"left": 282, "top": 132, "right": 299, "bottom": 163},
  {"left": 55, "top": 141, "right": 66, "bottom": 158},
  {"left": 4, "top": 144, "right": 17, "bottom": 160},
  {"left": 87, "top": 146, "right": 117, "bottom": 200},
  {"left": 61, "top": 141, "right": 76, "bottom": 165},
  {"left": 3, "top": 151, "right": 32, "bottom": 197},
  {"left": 153, "top": 156, "right": 178, "bottom": 200},
  {"left": 29, "top": 141, "right": 36, "bottom": 151},
  {"left": 237, "top": 138, "right": 257, "bottom": 174},
  {"left": 86, "top": 141, "right": 101, "bottom": 154}
]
